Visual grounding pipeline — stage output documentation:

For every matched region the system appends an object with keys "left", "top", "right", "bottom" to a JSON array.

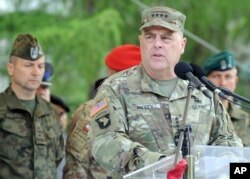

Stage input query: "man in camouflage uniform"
[
  {"left": 63, "top": 100, "right": 108, "bottom": 178},
  {"left": 63, "top": 44, "right": 141, "bottom": 179},
  {"left": 88, "top": 6, "right": 243, "bottom": 178},
  {"left": 203, "top": 50, "right": 250, "bottom": 146},
  {"left": 0, "top": 34, "right": 65, "bottom": 179}
]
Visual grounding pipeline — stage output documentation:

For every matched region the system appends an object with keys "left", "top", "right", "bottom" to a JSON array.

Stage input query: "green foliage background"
[{"left": 1, "top": 0, "right": 250, "bottom": 112}]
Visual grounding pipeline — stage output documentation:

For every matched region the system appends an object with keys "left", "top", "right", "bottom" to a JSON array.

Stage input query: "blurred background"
[{"left": 1, "top": 0, "right": 250, "bottom": 112}]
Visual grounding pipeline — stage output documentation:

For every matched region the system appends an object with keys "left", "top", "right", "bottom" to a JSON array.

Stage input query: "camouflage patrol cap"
[
  {"left": 10, "top": 33, "right": 44, "bottom": 61},
  {"left": 203, "top": 50, "right": 236, "bottom": 75},
  {"left": 140, "top": 6, "right": 186, "bottom": 32}
]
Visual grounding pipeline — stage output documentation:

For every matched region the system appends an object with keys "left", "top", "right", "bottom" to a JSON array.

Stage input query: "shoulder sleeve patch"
[{"left": 90, "top": 98, "right": 108, "bottom": 117}]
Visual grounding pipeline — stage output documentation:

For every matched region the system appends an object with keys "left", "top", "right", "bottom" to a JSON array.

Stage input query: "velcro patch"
[
  {"left": 90, "top": 98, "right": 108, "bottom": 117},
  {"left": 83, "top": 123, "right": 90, "bottom": 132},
  {"left": 95, "top": 115, "right": 111, "bottom": 129}
]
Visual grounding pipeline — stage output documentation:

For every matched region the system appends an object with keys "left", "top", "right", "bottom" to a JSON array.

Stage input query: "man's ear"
[
  {"left": 181, "top": 37, "right": 187, "bottom": 54},
  {"left": 7, "top": 63, "right": 14, "bottom": 76}
]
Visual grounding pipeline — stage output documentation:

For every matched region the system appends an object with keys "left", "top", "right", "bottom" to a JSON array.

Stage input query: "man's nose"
[
  {"left": 154, "top": 36, "right": 163, "bottom": 48},
  {"left": 32, "top": 66, "right": 43, "bottom": 75},
  {"left": 218, "top": 77, "right": 226, "bottom": 87}
]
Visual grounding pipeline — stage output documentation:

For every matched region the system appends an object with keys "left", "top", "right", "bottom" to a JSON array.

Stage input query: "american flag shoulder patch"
[{"left": 90, "top": 98, "right": 108, "bottom": 117}]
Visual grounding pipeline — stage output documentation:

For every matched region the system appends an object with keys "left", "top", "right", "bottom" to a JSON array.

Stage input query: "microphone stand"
[
  {"left": 219, "top": 87, "right": 250, "bottom": 104},
  {"left": 174, "top": 81, "right": 195, "bottom": 179}
]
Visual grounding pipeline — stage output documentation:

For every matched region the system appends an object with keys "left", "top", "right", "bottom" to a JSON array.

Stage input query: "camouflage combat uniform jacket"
[
  {"left": 0, "top": 87, "right": 65, "bottom": 179},
  {"left": 228, "top": 102, "right": 250, "bottom": 146},
  {"left": 88, "top": 65, "right": 243, "bottom": 178},
  {"left": 63, "top": 100, "right": 108, "bottom": 179}
]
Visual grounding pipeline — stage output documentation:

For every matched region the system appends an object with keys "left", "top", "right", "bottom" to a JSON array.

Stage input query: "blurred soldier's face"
[
  {"left": 36, "top": 85, "right": 51, "bottom": 102},
  {"left": 54, "top": 104, "right": 68, "bottom": 130},
  {"left": 107, "top": 67, "right": 117, "bottom": 76},
  {"left": 208, "top": 68, "right": 238, "bottom": 92},
  {"left": 139, "top": 26, "right": 186, "bottom": 80},
  {"left": 7, "top": 57, "right": 45, "bottom": 94}
]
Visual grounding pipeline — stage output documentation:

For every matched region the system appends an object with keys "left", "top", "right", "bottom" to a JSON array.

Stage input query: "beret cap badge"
[
  {"left": 30, "top": 46, "right": 40, "bottom": 60},
  {"left": 203, "top": 50, "right": 236, "bottom": 75},
  {"left": 220, "top": 59, "right": 227, "bottom": 70},
  {"left": 10, "top": 33, "right": 44, "bottom": 61}
]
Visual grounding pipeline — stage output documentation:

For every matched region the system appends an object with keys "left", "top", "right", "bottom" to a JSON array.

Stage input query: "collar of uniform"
[
  {"left": 169, "top": 79, "right": 189, "bottom": 100},
  {"left": 140, "top": 66, "right": 165, "bottom": 96},
  {"left": 35, "top": 96, "right": 53, "bottom": 117},
  {"left": 4, "top": 86, "right": 51, "bottom": 117},
  {"left": 140, "top": 67, "right": 189, "bottom": 100},
  {"left": 4, "top": 86, "right": 27, "bottom": 111}
]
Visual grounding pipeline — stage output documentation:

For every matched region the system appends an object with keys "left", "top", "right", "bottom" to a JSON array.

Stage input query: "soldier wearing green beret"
[
  {"left": 204, "top": 50, "right": 250, "bottom": 146},
  {"left": 87, "top": 6, "right": 243, "bottom": 178},
  {"left": 0, "top": 34, "right": 65, "bottom": 178}
]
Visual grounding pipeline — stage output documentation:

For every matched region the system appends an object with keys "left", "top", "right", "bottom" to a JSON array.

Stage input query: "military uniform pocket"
[
  {"left": 34, "top": 118, "right": 64, "bottom": 163},
  {"left": 1, "top": 117, "right": 29, "bottom": 137},
  {"left": 0, "top": 117, "right": 29, "bottom": 160},
  {"left": 46, "top": 125, "right": 61, "bottom": 139}
]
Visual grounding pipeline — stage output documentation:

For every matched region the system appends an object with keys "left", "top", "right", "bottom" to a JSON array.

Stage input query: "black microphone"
[
  {"left": 190, "top": 63, "right": 228, "bottom": 100},
  {"left": 174, "top": 62, "right": 212, "bottom": 99},
  {"left": 190, "top": 63, "right": 250, "bottom": 104}
]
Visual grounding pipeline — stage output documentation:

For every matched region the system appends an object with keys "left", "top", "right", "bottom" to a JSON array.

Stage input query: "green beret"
[
  {"left": 203, "top": 50, "right": 236, "bottom": 75},
  {"left": 10, "top": 33, "right": 44, "bottom": 61}
]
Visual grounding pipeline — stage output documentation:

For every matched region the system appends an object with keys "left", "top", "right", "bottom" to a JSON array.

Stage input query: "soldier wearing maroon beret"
[
  {"left": 64, "top": 44, "right": 141, "bottom": 179},
  {"left": 89, "top": 44, "right": 141, "bottom": 99}
]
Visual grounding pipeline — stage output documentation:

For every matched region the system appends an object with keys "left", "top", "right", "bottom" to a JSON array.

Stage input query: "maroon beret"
[{"left": 105, "top": 44, "right": 141, "bottom": 71}]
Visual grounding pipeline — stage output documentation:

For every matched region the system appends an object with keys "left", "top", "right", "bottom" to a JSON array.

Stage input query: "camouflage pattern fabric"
[
  {"left": 10, "top": 33, "right": 44, "bottom": 61},
  {"left": 140, "top": 6, "right": 186, "bottom": 32},
  {"left": 0, "top": 86, "right": 64, "bottom": 179},
  {"left": 88, "top": 65, "right": 243, "bottom": 178},
  {"left": 228, "top": 103, "right": 250, "bottom": 147},
  {"left": 63, "top": 100, "right": 108, "bottom": 179}
]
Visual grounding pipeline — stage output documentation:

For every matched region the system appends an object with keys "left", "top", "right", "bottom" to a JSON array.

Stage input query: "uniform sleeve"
[
  {"left": 243, "top": 113, "right": 250, "bottom": 146},
  {"left": 209, "top": 95, "right": 243, "bottom": 147},
  {"left": 63, "top": 104, "right": 90, "bottom": 179},
  {"left": 63, "top": 153, "right": 89, "bottom": 179},
  {"left": 230, "top": 106, "right": 250, "bottom": 147},
  {"left": 88, "top": 86, "right": 165, "bottom": 175}
]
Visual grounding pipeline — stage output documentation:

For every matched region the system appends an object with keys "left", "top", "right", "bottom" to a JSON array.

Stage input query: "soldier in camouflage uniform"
[
  {"left": 63, "top": 45, "right": 141, "bottom": 179},
  {"left": 0, "top": 34, "right": 65, "bottom": 179},
  {"left": 88, "top": 6, "right": 243, "bottom": 178},
  {"left": 63, "top": 100, "right": 108, "bottom": 178},
  {"left": 203, "top": 50, "right": 250, "bottom": 146}
]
